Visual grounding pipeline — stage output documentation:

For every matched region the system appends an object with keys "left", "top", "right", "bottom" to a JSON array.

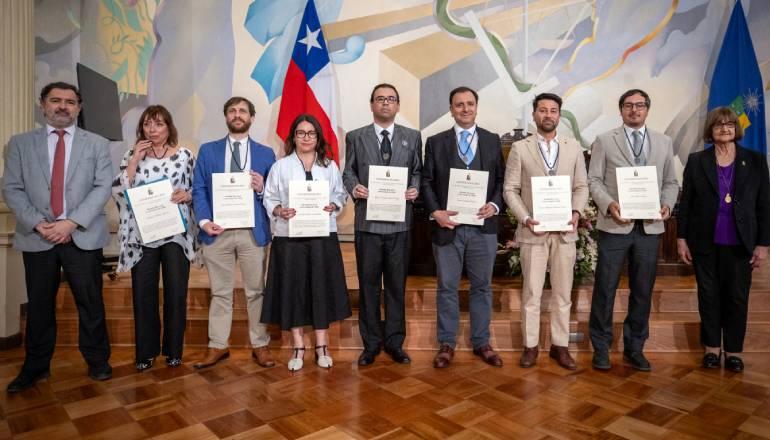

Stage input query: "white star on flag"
[{"left": 298, "top": 25, "right": 322, "bottom": 55}]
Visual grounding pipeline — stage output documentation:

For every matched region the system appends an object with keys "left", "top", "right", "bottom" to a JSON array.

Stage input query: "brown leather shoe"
[
  {"left": 193, "top": 348, "right": 230, "bottom": 369},
  {"left": 520, "top": 346, "right": 539, "bottom": 368},
  {"left": 549, "top": 345, "right": 577, "bottom": 370},
  {"left": 473, "top": 344, "right": 503, "bottom": 367},
  {"left": 433, "top": 344, "right": 455, "bottom": 368},
  {"left": 252, "top": 346, "right": 276, "bottom": 368}
]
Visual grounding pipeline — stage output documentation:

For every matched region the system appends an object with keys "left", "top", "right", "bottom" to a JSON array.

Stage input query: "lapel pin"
[
  {"left": 741, "top": 160, "right": 746, "bottom": 166},
  {"left": 402, "top": 140, "right": 407, "bottom": 146}
]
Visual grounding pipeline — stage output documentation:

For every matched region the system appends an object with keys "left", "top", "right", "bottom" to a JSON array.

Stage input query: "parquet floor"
[{"left": 2, "top": 347, "right": 770, "bottom": 439}]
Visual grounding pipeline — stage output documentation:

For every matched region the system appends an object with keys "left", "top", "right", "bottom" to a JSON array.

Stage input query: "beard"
[
  {"left": 227, "top": 118, "right": 251, "bottom": 134},
  {"left": 537, "top": 120, "right": 556, "bottom": 133}
]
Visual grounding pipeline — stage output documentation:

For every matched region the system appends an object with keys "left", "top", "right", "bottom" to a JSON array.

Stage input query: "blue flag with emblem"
[{"left": 707, "top": 0, "right": 766, "bottom": 154}]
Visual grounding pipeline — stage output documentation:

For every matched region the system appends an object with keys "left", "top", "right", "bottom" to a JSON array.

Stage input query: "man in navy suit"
[
  {"left": 421, "top": 86, "right": 505, "bottom": 368},
  {"left": 192, "top": 97, "right": 276, "bottom": 369}
]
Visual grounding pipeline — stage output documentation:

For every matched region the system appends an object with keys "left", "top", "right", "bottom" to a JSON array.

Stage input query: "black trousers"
[
  {"left": 692, "top": 244, "right": 752, "bottom": 353},
  {"left": 589, "top": 224, "right": 660, "bottom": 353},
  {"left": 130, "top": 243, "right": 190, "bottom": 360},
  {"left": 22, "top": 243, "right": 110, "bottom": 374},
  {"left": 354, "top": 230, "right": 409, "bottom": 352}
]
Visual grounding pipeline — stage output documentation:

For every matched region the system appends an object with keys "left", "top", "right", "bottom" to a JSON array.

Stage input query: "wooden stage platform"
[
  {"left": 50, "top": 243, "right": 770, "bottom": 353},
  {"left": 3, "top": 245, "right": 770, "bottom": 439}
]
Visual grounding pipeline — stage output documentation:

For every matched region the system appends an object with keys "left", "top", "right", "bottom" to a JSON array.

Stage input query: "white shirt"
[
  {"left": 263, "top": 152, "right": 348, "bottom": 237},
  {"left": 453, "top": 124, "right": 478, "bottom": 160},
  {"left": 46, "top": 123, "right": 76, "bottom": 219},
  {"left": 373, "top": 122, "right": 394, "bottom": 147},
  {"left": 622, "top": 125, "right": 650, "bottom": 163},
  {"left": 224, "top": 135, "right": 251, "bottom": 172},
  {"left": 536, "top": 132, "right": 560, "bottom": 173}
]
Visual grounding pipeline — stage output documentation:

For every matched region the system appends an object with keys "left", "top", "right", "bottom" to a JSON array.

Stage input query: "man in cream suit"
[
  {"left": 3, "top": 82, "right": 113, "bottom": 392},
  {"left": 588, "top": 89, "right": 679, "bottom": 371},
  {"left": 504, "top": 93, "right": 588, "bottom": 370},
  {"left": 343, "top": 84, "right": 422, "bottom": 366}
]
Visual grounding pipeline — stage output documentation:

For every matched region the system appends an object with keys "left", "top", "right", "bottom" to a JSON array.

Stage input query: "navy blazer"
[
  {"left": 192, "top": 137, "right": 276, "bottom": 246},
  {"left": 421, "top": 127, "right": 505, "bottom": 246},
  {"left": 678, "top": 144, "right": 770, "bottom": 255}
]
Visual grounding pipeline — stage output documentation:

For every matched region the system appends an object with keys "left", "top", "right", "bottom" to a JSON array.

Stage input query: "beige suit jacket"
[
  {"left": 587, "top": 126, "right": 679, "bottom": 235},
  {"left": 503, "top": 134, "right": 589, "bottom": 244}
]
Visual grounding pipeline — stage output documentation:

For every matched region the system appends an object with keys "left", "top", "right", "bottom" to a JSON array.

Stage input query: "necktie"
[
  {"left": 632, "top": 130, "right": 645, "bottom": 165},
  {"left": 380, "top": 130, "right": 392, "bottom": 165},
  {"left": 230, "top": 141, "right": 241, "bottom": 172},
  {"left": 459, "top": 130, "right": 473, "bottom": 165},
  {"left": 51, "top": 129, "right": 66, "bottom": 218}
]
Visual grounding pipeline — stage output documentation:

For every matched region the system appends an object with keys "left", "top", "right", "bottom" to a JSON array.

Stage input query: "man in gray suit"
[
  {"left": 588, "top": 89, "right": 679, "bottom": 371},
  {"left": 3, "top": 82, "right": 113, "bottom": 392},
  {"left": 343, "top": 83, "right": 422, "bottom": 366}
]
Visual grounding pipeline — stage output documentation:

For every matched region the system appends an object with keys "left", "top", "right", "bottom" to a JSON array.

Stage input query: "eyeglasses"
[
  {"left": 714, "top": 122, "right": 736, "bottom": 130},
  {"left": 622, "top": 102, "right": 648, "bottom": 110},
  {"left": 295, "top": 130, "right": 318, "bottom": 139},
  {"left": 374, "top": 96, "right": 398, "bottom": 104}
]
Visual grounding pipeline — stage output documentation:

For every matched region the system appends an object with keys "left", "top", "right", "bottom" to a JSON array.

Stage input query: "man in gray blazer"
[
  {"left": 343, "top": 83, "right": 422, "bottom": 366},
  {"left": 587, "top": 89, "right": 679, "bottom": 371},
  {"left": 3, "top": 82, "right": 113, "bottom": 392}
]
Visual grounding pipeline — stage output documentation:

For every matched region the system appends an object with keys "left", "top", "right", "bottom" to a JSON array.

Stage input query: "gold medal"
[{"left": 725, "top": 193, "right": 732, "bottom": 204}]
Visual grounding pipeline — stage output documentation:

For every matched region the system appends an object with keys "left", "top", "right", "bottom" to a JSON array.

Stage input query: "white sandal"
[
  {"left": 315, "top": 345, "right": 333, "bottom": 369},
  {"left": 288, "top": 347, "right": 305, "bottom": 371}
]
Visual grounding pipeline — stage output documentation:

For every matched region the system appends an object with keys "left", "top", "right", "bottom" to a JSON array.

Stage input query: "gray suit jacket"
[
  {"left": 342, "top": 123, "right": 422, "bottom": 234},
  {"left": 503, "top": 135, "right": 588, "bottom": 244},
  {"left": 2, "top": 127, "right": 112, "bottom": 251},
  {"left": 588, "top": 126, "right": 679, "bottom": 235}
]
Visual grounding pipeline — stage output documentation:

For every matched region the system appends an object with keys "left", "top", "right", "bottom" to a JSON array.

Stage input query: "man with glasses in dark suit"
[{"left": 343, "top": 84, "right": 422, "bottom": 366}]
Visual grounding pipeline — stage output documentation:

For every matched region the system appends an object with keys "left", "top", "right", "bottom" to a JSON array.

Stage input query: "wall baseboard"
[{"left": 0, "top": 332, "right": 22, "bottom": 350}]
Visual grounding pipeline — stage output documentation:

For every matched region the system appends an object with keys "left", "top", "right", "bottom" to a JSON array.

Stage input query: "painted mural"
[{"left": 35, "top": 0, "right": 770, "bottom": 228}]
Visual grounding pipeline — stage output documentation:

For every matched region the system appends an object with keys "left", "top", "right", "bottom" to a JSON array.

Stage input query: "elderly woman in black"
[{"left": 677, "top": 106, "right": 770, "bottom": 372}]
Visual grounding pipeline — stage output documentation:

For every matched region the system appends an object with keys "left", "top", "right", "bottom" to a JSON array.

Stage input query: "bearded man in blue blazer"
[{"left": 191, "top": 97, "right": 276, "bottom": 369}]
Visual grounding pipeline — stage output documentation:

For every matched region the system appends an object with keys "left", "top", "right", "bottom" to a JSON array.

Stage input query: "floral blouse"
[{"left": 112, "top": 147, "right": 197, "bottom": 272}]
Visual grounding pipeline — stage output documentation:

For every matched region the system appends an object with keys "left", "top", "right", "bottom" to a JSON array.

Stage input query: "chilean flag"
[{"left": 276, "top": 0, "right": 340, "bottom": 163}]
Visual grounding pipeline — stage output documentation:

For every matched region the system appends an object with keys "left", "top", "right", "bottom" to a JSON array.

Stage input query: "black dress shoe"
[
  {"left": 592, "top": 351, "right": 611, "bottom": 370},
  {"left": 135, "top": 358, "right": 155, "bottom": 372},
  {"left": 623, "top": 351, "right": 652, "bottom": 372},
  {"left": 88, "top": 364, "right": 113, "bottom": 381},
  {"left": 385, "top": 348, "right": 411, "bottom": 364},
  {"left": 6, "top": 370, "right": 50, "bottom": 393},
  {"left": 357, "top": 351, "right": 378, "bottom": 366},
  {"left": 725, "top": 355, "right": 744, "bottom": 373},
  {"left": 166, "top": 357, "right": 182, "bottom": 367},
  {"left": 702, "top": 352, "right": 721, "bottom": 369}
]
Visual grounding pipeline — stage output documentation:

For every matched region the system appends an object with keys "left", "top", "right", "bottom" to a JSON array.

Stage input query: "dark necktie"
[
  {"left": 230, "top": 141, "right": 241, "bottom": 172},
  {"left": 51, "top": 129, "right": 66, "bottom": 218},
  {"left": 380, "top": 130, "right": 392, "bottom": 165}
]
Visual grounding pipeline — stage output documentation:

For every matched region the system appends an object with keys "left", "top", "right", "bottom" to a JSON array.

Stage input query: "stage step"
[
  {"left": 46, "top": 306, "right": 770, "bottom": 352},
  {"left": 55, "top": 284, "right": 770, "bottom": 314}
]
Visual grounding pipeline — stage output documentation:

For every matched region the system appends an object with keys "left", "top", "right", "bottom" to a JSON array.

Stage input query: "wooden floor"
[
  {"left": 1, "top": 348, "right": 770, "bottom": 439},
  {"left": 4, "top": 243, "right": 770, "bottom": 438}
]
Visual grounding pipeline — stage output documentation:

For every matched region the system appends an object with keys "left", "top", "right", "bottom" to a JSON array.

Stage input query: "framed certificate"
[
  {"left": 531, "top": 175, "right": 573, "bottom": 232},
  {"left": 212, "top": 173, "right": 255, "bottom": 229},
  {"left": 616, "top": 166, "right": 661, "bottom": 219},
  {"left": 125, "top": 178, "right": 186, "bottom": 244},
  {"left": 366, "top": 165, "right": 408, "bottom": 222},
  {"left": 446, "top": 168, "right": 489, "bottom": 226},
  {"left": 288, "top": 180, "right": 330, "bottom": 237}
]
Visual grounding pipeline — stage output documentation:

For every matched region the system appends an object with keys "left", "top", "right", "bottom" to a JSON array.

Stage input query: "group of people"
[{"left": 2, "top": 80, "right": 767, "bottom": 394}]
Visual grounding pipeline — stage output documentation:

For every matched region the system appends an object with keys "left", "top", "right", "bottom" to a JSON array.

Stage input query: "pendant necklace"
[
  {"left": 149, "top": 144, "right": 169, "bottom": 159},
  {"left": 537, "top": 138, "right": 559, "bottom": 175},
  {"left": 716, "top": 161, "right": 734, "bottom": 204}
]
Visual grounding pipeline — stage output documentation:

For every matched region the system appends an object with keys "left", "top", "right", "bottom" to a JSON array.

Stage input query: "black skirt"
[{"left": 262, "top": 233, "right": 351, "bottom": 330}]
